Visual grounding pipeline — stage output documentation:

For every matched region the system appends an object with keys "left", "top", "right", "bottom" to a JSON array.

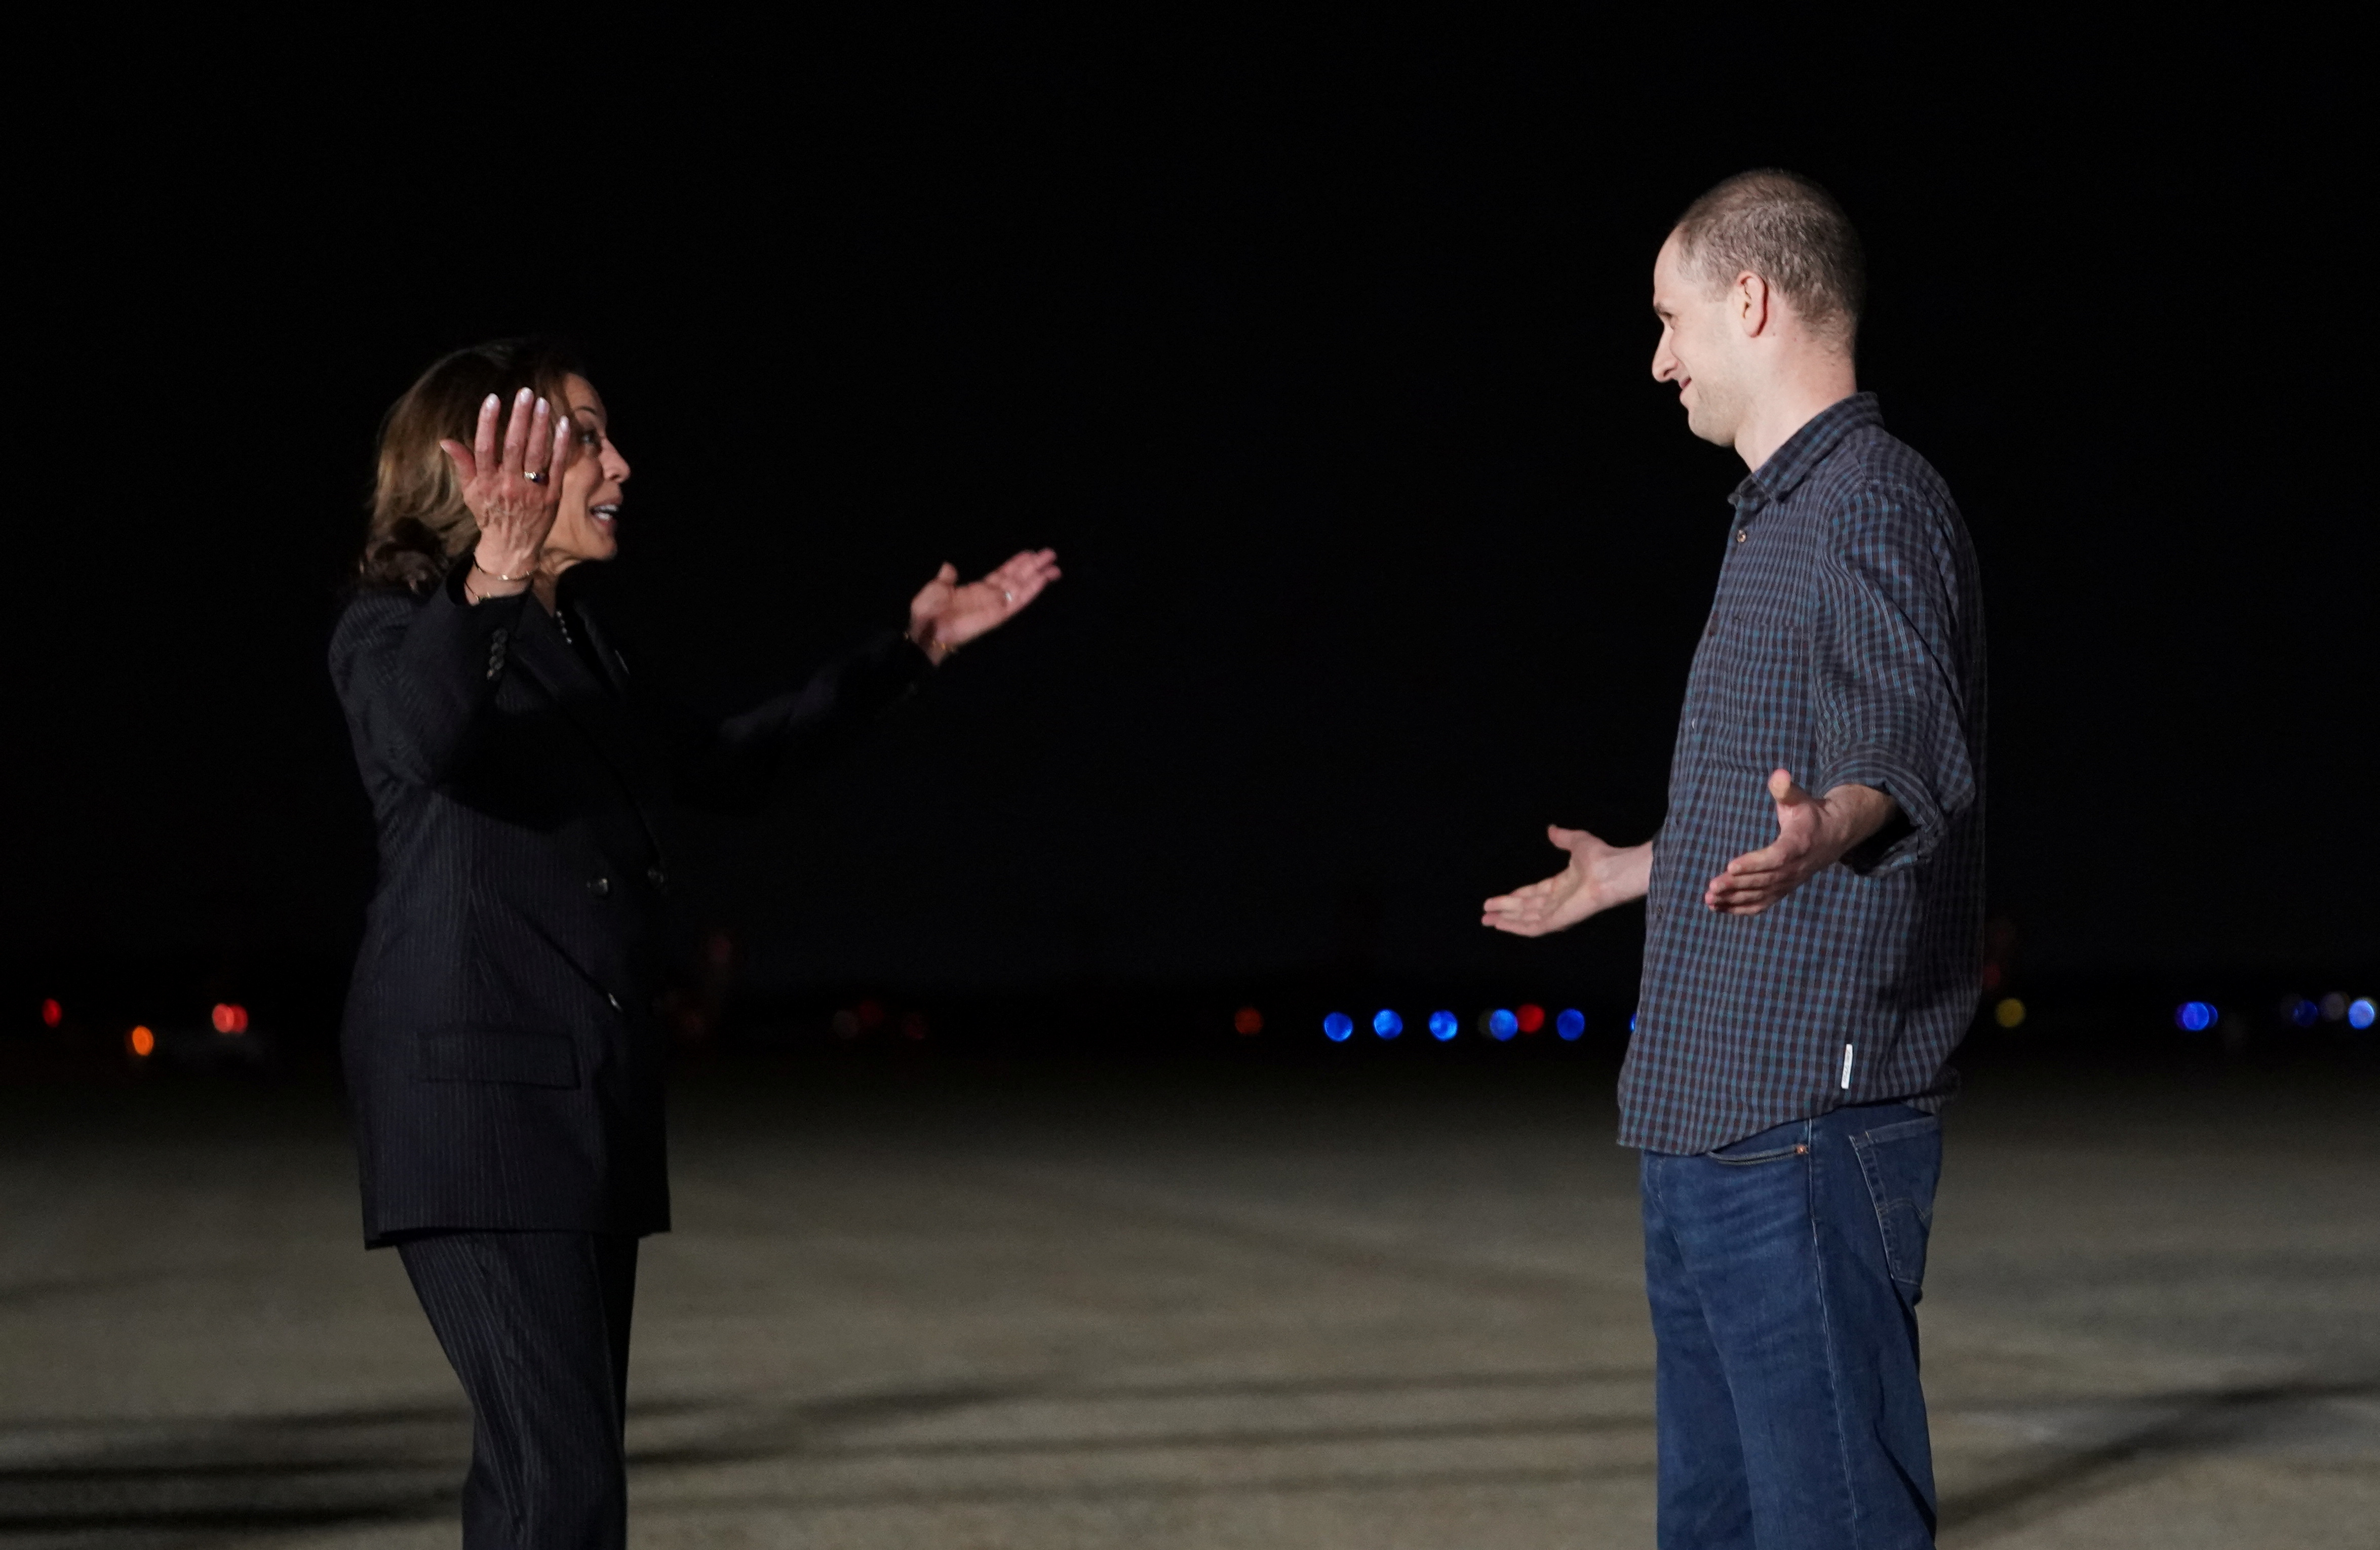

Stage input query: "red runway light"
[
  {"left": 900, "top": 1011, "right": 928, "bottom": 1042},
  {"left": 211, "top": 1003, "right": 250, "bottom": 1035},
  {"left": 855, "top": 998, "right": 887, "bottom": 1030},
  {"left": 1516, "top": 1003, "right": 1546, "bottom": 1034},
  {"left": 40, "top": 998, "right": 62, "bottom": 1028},
  {"left": 1234, "top": 1006, "right": 1264, "bottom": 1035},
  {"left": 128, "top": 1025, "right": 155, "bottom": 1058}
]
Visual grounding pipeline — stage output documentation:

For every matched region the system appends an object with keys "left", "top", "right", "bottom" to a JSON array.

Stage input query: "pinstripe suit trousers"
[{"left": 398, "top": 1231, "right": 639, "bottom": 1549}]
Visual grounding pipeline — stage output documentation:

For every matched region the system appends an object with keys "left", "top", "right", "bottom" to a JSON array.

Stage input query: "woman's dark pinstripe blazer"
[{"left": 329, "top": 562, "right": 927, "bottom": 1246}]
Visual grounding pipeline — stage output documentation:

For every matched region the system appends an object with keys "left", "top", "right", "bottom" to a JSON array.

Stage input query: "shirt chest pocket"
[{"left": 1706, "top": 617, "right": 1814, "bottom": 771}]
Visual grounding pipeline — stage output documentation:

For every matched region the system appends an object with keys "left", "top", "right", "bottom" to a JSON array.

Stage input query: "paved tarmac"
[{"left": 3, "top": 1045, "right": 2375, "bottom": 1548}]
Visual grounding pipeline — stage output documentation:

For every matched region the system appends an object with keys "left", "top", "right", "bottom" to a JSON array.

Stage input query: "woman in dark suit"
[{"left": 331, "top": 338, "right": 1057, "bottom": 1547}]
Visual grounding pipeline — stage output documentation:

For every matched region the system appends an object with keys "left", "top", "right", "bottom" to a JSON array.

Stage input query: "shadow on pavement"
[
  {"left": 1939, "top": 1374, "right": 2380, "bottom": 1538},
  {"left": 0, "top": 1366, "right": 1658, "bottom": 1542}
]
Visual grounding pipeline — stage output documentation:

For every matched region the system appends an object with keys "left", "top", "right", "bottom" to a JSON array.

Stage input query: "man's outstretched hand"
[
  {"left": 1482, "top": 825, "right": 1653, "bottom": 936},
  {"left": 1704, "top": 770, "right": 1897, "bottom": 916}
]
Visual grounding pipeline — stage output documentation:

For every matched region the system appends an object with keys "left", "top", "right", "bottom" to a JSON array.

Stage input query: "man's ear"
[{"left": 1733, "top": 270, "right": 1771, "bottom": 338}]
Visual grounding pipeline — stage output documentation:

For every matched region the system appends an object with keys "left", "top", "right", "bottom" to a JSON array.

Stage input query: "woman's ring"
[
  {"left": 1003, "top": 589, "right": 1015, "bottom": 604},
  {"left": 524, "top": 469, "right": 549, "bottom": 486}
]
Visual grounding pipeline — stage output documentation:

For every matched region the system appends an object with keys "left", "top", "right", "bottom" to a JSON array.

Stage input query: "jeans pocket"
[
  {"left": 1708, "top": 1120, "right": 1809, "bottom": 1166},
  {"left": 1850, "top": 1117, "right": 1941, "bottom": 1293}
]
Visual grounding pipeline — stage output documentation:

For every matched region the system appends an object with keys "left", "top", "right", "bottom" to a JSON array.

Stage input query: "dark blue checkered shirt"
[{"left": 1619, "top": 392, "right": 1986, "bottom": 1155}]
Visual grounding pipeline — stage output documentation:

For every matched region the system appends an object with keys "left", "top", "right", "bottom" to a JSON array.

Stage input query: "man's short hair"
[{"left": 1673, "top": 170, "right": 1865, "bottom": 350}]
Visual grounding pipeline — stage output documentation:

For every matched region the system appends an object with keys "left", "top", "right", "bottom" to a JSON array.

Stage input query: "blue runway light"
[
  {"left": 2175, "top": 1001, "right": 2216, "bottom": 1032},
  {"left": 1629, "top": 1013, "right": 1638, "bottom": 1033},
  {"left": 2287, "top": 997, "right": 2320, "bottom": 1028},
  {"left": 1428, "top": 1010, "right": 1459, "bottom": 1041},
  {"left": 2351, "top": 998, "right": 2377, "bottom": 1031},
  {"left": 1489, "top": 1008, "right": 1519, "bottom": 1041},
  {"left": 1323, "top": 1012, "right": 1354, "bottom": 1042},
  {"left": 1556, "top": 1008, "right": 1586, "bottom": 1041},
  {"left": 1373, "top": 1009, "right": 1403, "bottom": 1039}
]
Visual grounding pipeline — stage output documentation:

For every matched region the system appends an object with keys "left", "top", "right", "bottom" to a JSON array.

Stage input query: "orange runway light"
[
  {"left": 1995, "top": 998, "right": 2027, "bottom": 1028},
  {"left": 41, "top": 998, "right": 62, "bottom": 1028},
  {"left": 1233, "top": 1006, "right": 1264, "bottom": 1035},
  {"left": 128, "top": 1025, "right": 156, "bottom": 1058}
]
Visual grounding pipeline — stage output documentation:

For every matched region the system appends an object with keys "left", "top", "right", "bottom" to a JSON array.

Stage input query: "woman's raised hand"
[
  {"left": 907, "top": 548, "right": 1062, "bottom": 660},
  {"left": 440, "top": 388, "right": 574, "bottom": 586}
]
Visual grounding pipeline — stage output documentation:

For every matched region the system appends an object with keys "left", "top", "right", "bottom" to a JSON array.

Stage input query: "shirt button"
[
  {"left": 588, "top": 876, "right": 611, "bottom": 897},
  {"left": 1735, "top": 529, "right": 1748, "bottom": 543},
  {"left": 646, "top": 866, "right": 667, "bottom": 891},
  {"left": 606, "top": 992, "right": 622, "bottom": 1012}
]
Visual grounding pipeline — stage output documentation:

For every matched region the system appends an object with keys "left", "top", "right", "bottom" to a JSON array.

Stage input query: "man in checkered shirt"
[{"left": 1485, "top": 170, "right": 1985, "bottom": 1549}]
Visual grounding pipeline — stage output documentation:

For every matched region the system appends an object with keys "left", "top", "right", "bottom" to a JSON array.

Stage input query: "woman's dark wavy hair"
[{"left": 358, "top": 338, "right": 586, "bottom": 592}]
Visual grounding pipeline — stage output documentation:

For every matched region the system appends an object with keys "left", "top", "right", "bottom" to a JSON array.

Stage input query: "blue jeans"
[{"left": 1641, "top": 1102, "right": 1942, "bottom": 1550}]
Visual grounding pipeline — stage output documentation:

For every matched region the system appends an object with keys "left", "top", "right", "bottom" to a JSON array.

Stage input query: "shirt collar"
[{"left": 1729, "top": 391, "right": 1882, "bottom": 513}]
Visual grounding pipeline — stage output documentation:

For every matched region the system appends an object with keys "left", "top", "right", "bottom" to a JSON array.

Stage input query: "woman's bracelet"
[{"left": 474, "top": 556, "right": 535, "bottom": 584}]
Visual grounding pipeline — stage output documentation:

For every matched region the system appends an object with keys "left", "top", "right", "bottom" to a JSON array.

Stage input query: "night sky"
[{"left": 17, "top": 30, "right": 2372, "bottom": 1017}]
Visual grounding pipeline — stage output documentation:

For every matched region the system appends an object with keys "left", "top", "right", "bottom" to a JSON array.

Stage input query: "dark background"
[{"left": 12, "top": 28, "right": 2372, "bottom": 1049}]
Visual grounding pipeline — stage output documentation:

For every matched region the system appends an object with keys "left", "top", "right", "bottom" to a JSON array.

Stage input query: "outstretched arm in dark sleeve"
[
  {"left": 662, "top": 546, "right": 1063, "bottom": 808},
  {"left": 656, "top": 630, "right": 933, "bottom": 810}
]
